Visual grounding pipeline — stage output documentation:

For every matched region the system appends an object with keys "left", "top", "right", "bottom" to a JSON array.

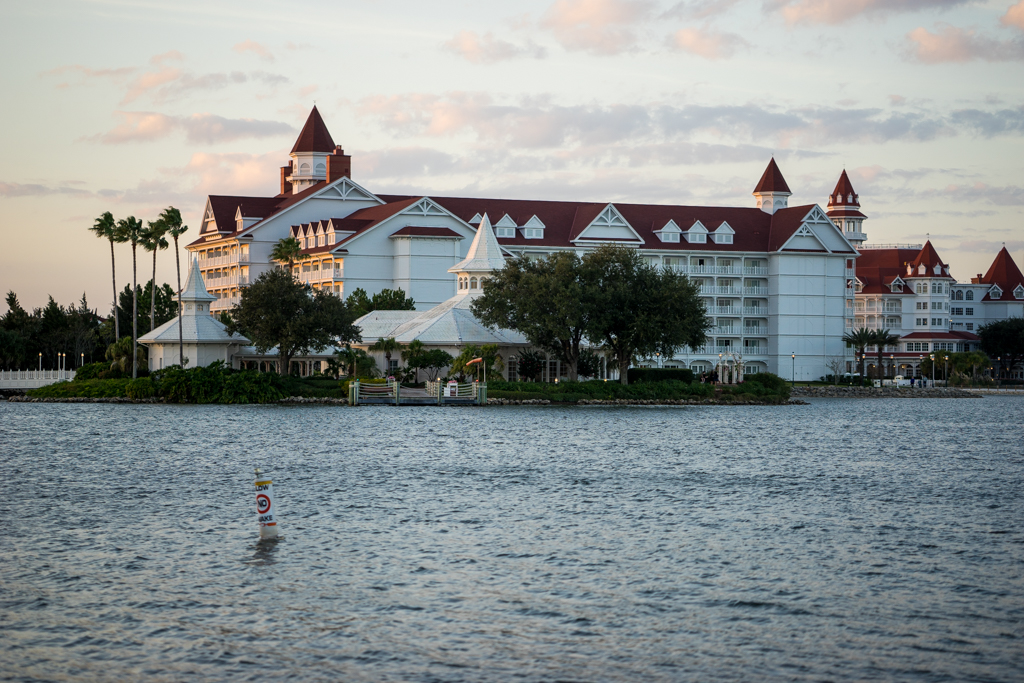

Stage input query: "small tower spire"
[
  {"left": 752, "top": 158, "right": 791, "bottom": 215},
  {"left": 449, "top": 214, "right": 506, "bottom": 297},
  {"left": 826, "top": 170, "right": 868, "bottom": 246}
]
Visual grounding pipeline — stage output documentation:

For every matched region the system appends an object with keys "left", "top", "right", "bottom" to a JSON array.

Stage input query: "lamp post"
[
  {"left": 80, "top": 353, "right": 84, "bottom": 368},
  {"left": 791, "top": 352, "right": 796, "bottom": 387},
  {"left": 38, "top": 352, "right": 42, "bottom": 371},
  {"left": 718, "top": 352, "right": 723, "bottom": 384},
  {"left": 929, "top": 353, "right": 935, "bottom": 386},
  {"left": 889, "top": 354, "right": 894, "bottom": 380}
]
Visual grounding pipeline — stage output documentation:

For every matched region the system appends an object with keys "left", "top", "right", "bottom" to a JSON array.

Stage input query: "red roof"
[
  {"left": 389, "top": 226, "right": 463, "bottom": 239},
  {"left": 290, "top": 106, "right": 336, "bottom": 154},
  {"left": 753, "top": 158, "right": 791, "bottom": 194},
  {"left": 854, "top": 248, "right": 922, "bottom": 294},
  {"left": 901, "top": 331, "right": 979, "bottom": 341},
  {"left": 909, "top": 241, "right": 949, "bottom": 276},
  {"left": 827, "top": 170, "right": 859, "bottom": 210},
  {"left": 979, "top": 247, "right": 1024, "bottom": 301},
  {"left": 188, "top": 182, "right": 330, "bottom": 247}
]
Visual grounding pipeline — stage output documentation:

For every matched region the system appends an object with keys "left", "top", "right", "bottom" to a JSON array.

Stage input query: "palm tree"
[
  {"left": 871, "top": 329, "right": 901, "bottom": 380},
  {"left": 106, "top": 336, "right": 144, "bottom": 375},
  {"left": 270, "top": 237, "right": 304, "bottom": 274},
  {"left": 89, "top": 212, "right": 125, "bottom": 340},
  {"left": 370, "top": 337, "right": 402, "bottom": 376},
  {"left": 842, "top": 327, "right": 875, "bottom": 380},
  {"left": 141, "top": 220, "right": 169, "bottom": 333},
  {"left": 156, "top": 207, "right": 189, "bottom": 367},
  {"left": 116, "top": 216, "right": 145, "bottom": 378},
  {"left": 402, "top": 339, "right": 425, "bottom": 383}
]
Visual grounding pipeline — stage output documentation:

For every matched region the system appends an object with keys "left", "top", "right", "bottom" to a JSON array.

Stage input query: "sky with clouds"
[{"left": 1, "top": 0, "right": 1022, "bottom": 310}]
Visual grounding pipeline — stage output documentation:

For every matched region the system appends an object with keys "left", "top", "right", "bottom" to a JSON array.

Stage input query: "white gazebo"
[
  {"left": 139, "top": 258, "right": 250, "bottom": 371},
  {"left": 354, "top": 213, "right": 529, "bottom": 375}
]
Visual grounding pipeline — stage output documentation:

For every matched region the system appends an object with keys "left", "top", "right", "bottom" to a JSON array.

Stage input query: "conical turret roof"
[
  {"left": 753, "top": 158, "right": 791, "bottom": 194},
  {"left": 828, "top": 170, "right": 859, "bottom": 208},
  {"left": 909, "top": 241, "right": 948, "bottom": 275},
  {"left": 291, "top": 106, "right": 336, "bottom": 154},
  {"left": 449, "top": 213, "right": 506, "bottom": 274},
  {"left": 179, "top": 257, "right": 216, "bottom": 303},
  {"left": 980, "top": 246, "right": 1024, "bottom": 293}
]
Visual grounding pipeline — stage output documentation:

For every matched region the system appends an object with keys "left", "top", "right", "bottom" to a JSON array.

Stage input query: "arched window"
[
  {"left": 955, "top": 290, "right": 963, "bottom": 300},
  {"left": 966, "top": 290, "right": 974, "bottom": 301},
  {"left": 470, "top": 277, "right": 478, "bottom": 289},
  {"left": 848, "top": 193, "right": 853, "bottom": 202},
  {"left": 299, "top": 163, "right": 311, "bottom": 174}
]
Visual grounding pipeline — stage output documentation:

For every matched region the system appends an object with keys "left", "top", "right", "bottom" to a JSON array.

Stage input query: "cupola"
[{"left": 752, "top": 158, "right": 791, "bottom": 215}]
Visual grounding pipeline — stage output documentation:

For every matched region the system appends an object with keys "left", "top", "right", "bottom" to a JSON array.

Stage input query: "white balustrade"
[
  {"left": 741, "top": 307, "right": 767, "bottom": 316},
  {"left": 667, "top": 265, "right": 769, "bottom": 276},
  {"left": 0, "top": 369, "right": 76, "bottom": 388},
  {"left": 196, "top": 253, "right": 250, "bottom": 268},
  {"left": 742, "top": 287, "right": 769, "bottom": 296}
]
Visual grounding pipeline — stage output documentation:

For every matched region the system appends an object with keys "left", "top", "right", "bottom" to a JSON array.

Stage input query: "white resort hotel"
[{"left": 183, "top": 107, "right": 1024, "bottom": 381}]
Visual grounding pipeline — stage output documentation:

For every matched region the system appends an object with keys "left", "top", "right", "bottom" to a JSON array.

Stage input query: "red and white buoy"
[{"left": 254, "top": 468, "right": 278, "bottom": 539}]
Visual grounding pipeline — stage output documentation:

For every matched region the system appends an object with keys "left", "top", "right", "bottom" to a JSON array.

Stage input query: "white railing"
[
  {"left": 714, "top": 327, "right": 740, "bottom": 335},
  {"left": 668, "top": 265, "right": 769, "bottom": 276},
  {"left": 743, "top": 327, "right": 767, "bottom": 335},
  {"left": 742, "top": 307, "right": 767, "bottom": 316},
  {"left": 210, "top": 296, "right": 240, "bottom": 311},
  {"left": 700, "top": 286, "right": 741, "bottom": 295},
  {"left": 0, "top": 369, "right": 76, "bottom": 388},
  {"left": 205, "top": 273, "right": 248, "bottom": 288},
  {"left": 197, "top": 253, "right": 250, "bottom": 268},
  {"left": 743, "top": 287, "right": 769, "bottom": 296},
  {"left": 296, "top": 269, "right": 342, "bottom": 284},
  {"left": 710, "top": 306, "right": 740, "bottom": 315},
  {"left": 858, "top": 243, "right": 921, "bottom": 250}
]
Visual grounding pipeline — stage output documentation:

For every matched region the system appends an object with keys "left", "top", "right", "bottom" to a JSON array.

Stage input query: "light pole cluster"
[{"left": 791, "top": 352, "right": 796, "bottom": 387}]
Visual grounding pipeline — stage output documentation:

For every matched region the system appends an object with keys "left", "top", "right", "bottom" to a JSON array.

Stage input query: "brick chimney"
[
  {"left": 327, "top": 146, "right": 351, "bottom": 182},
  {"left": 280, "top": 161, "right": 293, "bottom": 195}
]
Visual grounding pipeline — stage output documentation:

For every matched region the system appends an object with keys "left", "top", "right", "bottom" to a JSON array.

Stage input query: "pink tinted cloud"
[
  {"left": 1003, "top": 1, "right": 1024, "bottom": 31},
  {"left": 97, "top": 111, "right": 293, "bottom": 144},
  {"left": 906, "top": 24, "right": 1024, "bottom": 62},
  {"left": 150, "top": 50, "right": 184, "bottom": 65},
  {"left": 540, "top": 0, "right": 654, "bottom": 55},
  {"left": 443, "top": 31, "right": 546, "bottom": 63},
  {"left": 233, "top": 40, "right": 275, "bottom": 61},
  {"left": 769, "top": 0, "right": 969, "bottom": 25},
  {"left": 122, "top": 67, "right": 183, "bottom": 103},
  {"left": 183, "top": 152, "right": 283, "bottom": 196},
  {"left": 669, "top": 27, "right": 748, "bottom": 59}
]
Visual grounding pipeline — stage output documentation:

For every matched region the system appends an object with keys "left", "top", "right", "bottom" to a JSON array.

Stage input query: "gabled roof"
[
  {"left": 390, "top": 226, "right": 463, "bottom": 239},
  {"left": 291, "top": 106, "right": 336, "bottom": 154},
  {"left": 979, "top": 247, "right": 1024, "bottom": 301},
  {"left": 753, "top": 158, "right": 791, "bottom": 194},
  {"left": 854, "top": 248, "right": 923, "bottom": 294}
]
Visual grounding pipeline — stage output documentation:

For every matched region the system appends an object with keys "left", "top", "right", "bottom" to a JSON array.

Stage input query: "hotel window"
[
  {"left": 932, "top": 318, "right": 943, "bottom": 326},
  {"left": 952, "top": 308, "right": 963, "bottom": 316},
  {"left": 966, "top": 323, "right": 974, "bottom": 331},
  {"left": 916, "top": 283, "right": 926, "bottom": 294},
  {"left": 712, "top": 233, "right": 733, "bottom": 244},
  {"left": 470, "top": 277, "right": 478, "bottom": 289},
  {"left": 966, "top": 290, "right": 974, "bottom": 300},
  {"left": 931, "top": 302, "right": 941, "bottom": 310},
  {"left": 523, "top": 228, "right": 543, "bottom": 239},
  {"left": 916, "top": 318, "right": 927, "bottom": 326},
  {"left": 495, "top": 227, "right": 515, "bottom": 238},
  {"left": 660, "top": 231, "right": 680, "bottom": 243},
  {"left": 965, "top": 308, "right": 973, "bottom": 316},
  {"left": 955, "top": 290, "right": 963, "bottom": 300}
]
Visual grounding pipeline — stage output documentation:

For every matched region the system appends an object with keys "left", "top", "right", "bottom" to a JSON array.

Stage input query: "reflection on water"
[{"left": 1, "top": 398, "right": 1022, "bottom": 682}]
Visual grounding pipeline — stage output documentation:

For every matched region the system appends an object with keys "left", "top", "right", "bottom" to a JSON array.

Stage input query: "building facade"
[{"left": 185, "top": 106, "right": 1021, "bottom": 382}]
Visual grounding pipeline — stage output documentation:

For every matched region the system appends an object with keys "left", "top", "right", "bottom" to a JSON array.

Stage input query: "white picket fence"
[{"left": 0, "top": 370, "right": 76, "bottom": 389}]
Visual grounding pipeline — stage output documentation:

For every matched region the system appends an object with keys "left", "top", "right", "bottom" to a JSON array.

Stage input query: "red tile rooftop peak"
[
  {"left": 828, "top": 170, "right": 859, "bottom": 208},
  {"left": 909, "top": 240, "right": 947, "bottom": 273},
  {"left": 753, "top": 158, "right": 791, "bottom": 194},
  {"left": 290, "top": 105, "right": 336, "bottom": 154},
  {"left": 980, "top": 246, "right": 1024, "bottom": 293}
]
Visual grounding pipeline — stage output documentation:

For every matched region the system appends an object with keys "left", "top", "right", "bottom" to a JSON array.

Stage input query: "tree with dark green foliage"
[
  {"left": 576, "top": 348, "right": 602, "bottom": 379},
  {"left": 89, "top": 211, "right": 125, "bottom": 340},
  {"left": 345, "top": 287, "right": 415, "bottom": 318},
  {"left": 113, "top": 281, "right": 177, "bottom": 340},
  {"left": 450, "top": 343, "right": 503, "bottom": 381},
  {"left": 115, "top": 216, "right": 145, "bottom": 378},
  {"left": 472, "top": 251, "right": 595, "bottom": 381},
  {"left": 842, "top": 327, "right": 874, "bottom": 379},
  {"left": 370, "top": 337, "right": 402, "bottom": 374},
  {"left": 514, "top": 349, "right": 546, "bottom": 382},
  {"left": 270, "top": 236, "right": 304, "bottom": 272},
  {"left": 411, "top": 348, "right": 454, "bottom": 381},
  {"left": 978, "top": 317, "right": 1024, "bottom": 379},
  {"left": 227, "top": 268, "right": 361, "bottom": 376},
  {"left": 871, "top": 328, "right": 901, "bottom": 379},
  {"left": 152, "top": 206, "right": 189, "bottom": 367},
  {"left": 141, "top": 219, "right": 169, "bottom": 332},
  {"left": 582, "top": 246, "right": 711, "bottom": 385}
]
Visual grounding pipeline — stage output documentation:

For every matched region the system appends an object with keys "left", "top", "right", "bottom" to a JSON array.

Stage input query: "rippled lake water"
[{"left": 2, "top": 398, "right": 1023, "bottom": 682}]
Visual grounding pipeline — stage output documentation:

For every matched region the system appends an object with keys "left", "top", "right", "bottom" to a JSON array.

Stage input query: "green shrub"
[
  {"left": 27, "top": 379, "right": 130, "bottom": 398},
  {"left": 743, "top": 371, "right": 789, "bottom": 397},
  {"left": 220, "top": 371, "right": 285, "bottom": 404},
  {"left": 126, "top": 377, "right": 155, "bottom": 399},
  {"left": 627, "top": 368, "right": 695, "bottom": 384}
]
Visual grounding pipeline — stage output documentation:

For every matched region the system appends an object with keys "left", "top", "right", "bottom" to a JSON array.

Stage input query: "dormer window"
[
  {"left": 523, "top": 228, "right": 543, "bottom": 239},
  {"left": 891, "top": 282, "right": 903, "bottom": 293},
  {"left": 713, "top": 233, "right": 733, "bottom": 244},
  {"left": 1015, "top": 285, "right": 1024, "bottom": 299},
  {"left": 655, "top": 219, "right": 682, "bottom": 243},
  {"left": 661, "top": 232, "right": 680, "bottom": 243},
  {"left": 327, "top": 233, "right": 335, "bottom": 245},
  {"left": 918, "top": 265, "right": 926, "bottom": 275},
  {"left": 495, "top": 227, "right": 516, "bottom": 238},
  {"left": 990, "top": 285, "right": 1003, "bottom": 299},
  {"left": 686, "top": 221, "right": 708, "bottom": 244}
]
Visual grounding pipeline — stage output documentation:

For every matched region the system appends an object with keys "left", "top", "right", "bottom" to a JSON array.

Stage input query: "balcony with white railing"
[
  {"left": 710, "top": 306, "right": 741, "bottom": 315},
  {"left": 197, "top": 252, "right": 250, "bottom": 268},
  {"left": 204, "top": 273, "right": 249, "bottom": 288},
  {"left": 713, "top": 326, "right": 740, "bottom": 336},
  {"left": 666, "top": 265, "right": 769, "bottom": 276},
  {"left": 210, "top": 295, "right": 240, "bottom": 312},
  {"left": 296, "top": 267, "right": 343, "bottom": 284},
  {"left": 743, "top": 287, "right": 769, "bottom": 297},
  {"left": 743, "top": 326, "right": 767, "bottom": 336},
  {"left": 742, "top": 307, "right": 767, "bottom": 316},
  {"left": 700, "top": 286, "right": 741, "bottom": 296}
]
